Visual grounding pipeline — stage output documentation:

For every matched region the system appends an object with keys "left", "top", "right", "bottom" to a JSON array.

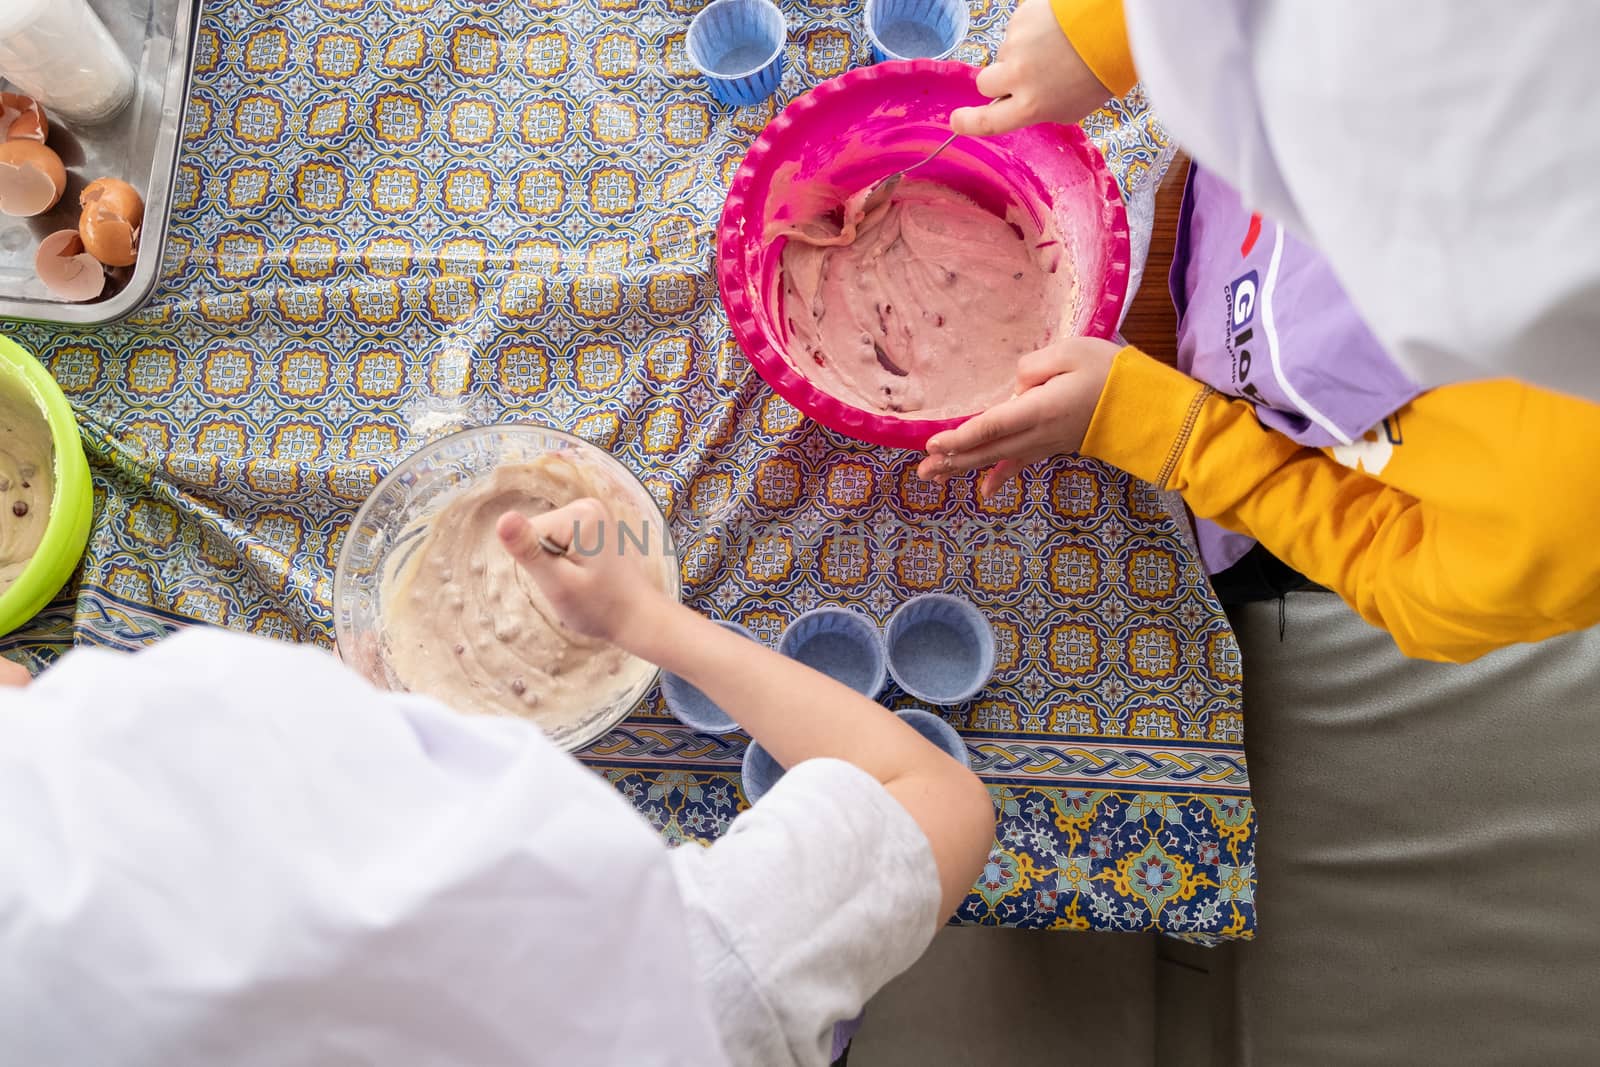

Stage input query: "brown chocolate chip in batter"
[
  {"left": 11, "top": 502, "right": 27, "bottom": 518},
  {"left": 453, "top": 643, "right": 465, "bottom": 656},
  {"left": 933, "top": 314, "right": 945, "bottom": 327},
  {"left": 873, "top": 343, "right": 910, "bottom": 377},
  {"left": 1012, "top": 272, "right": 1024, "bottom": 281},
  {"left": 510, "top": 678, "right": 527, "bottom": 696}
]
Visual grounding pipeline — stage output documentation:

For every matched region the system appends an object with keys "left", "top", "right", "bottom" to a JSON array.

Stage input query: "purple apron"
[{"left": 1169, "top": 165, "right": 1423, "bottom": 574}]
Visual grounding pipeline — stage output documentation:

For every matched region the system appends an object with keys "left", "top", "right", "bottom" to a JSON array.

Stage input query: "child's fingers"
[
  {"left": 949, "top": 105, "right": 988, "bottom": 137},
  {"left": 926, "top": 395, "right": 1036, "bottom": 458},
  {"left": 974, "top": 60, "right": 1015, "bottom": 102},
  {"left": 0, "top": 658, "right": 30, "bottom": 687},
  {"left": 916, "top": 453, "right": 952, "bottom": 482},
  {"left": 950, "top": 94, "right": 1031, "bottom": 138},
  {"left": 980, "top": 460, "right": 1026, "bottom": 498},
  {"left": 925, "top": 423, "right": 1044, "bottom": 478},
  {"left": 932, "top": 433, "right": 1041, "bottom": 479},
  {"left": 927, "top": 383, "right": 1069, "bottom": 476},
  {"left": 496, "top": 511, "right": 558, "bottom": 568},
  {"left": 1015, "top": 346, "right": 1075, "bottom": 391},
  {"left": 499, "top": 502, "right": 603, "bottom": 568}
]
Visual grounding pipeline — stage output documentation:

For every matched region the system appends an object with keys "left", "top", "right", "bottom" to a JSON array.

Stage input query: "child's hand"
[
  {"left": 916, "top": 337, "right": 1121, "bottom": 496},
  {"left": 497, "top": 498, "right": 667, "bottom": 646},
  {"left": 0, "top": 658, "right": 30, "bottom": 687},
  {"left": 951, "top": 0, "right": 1113, "bottom": 137}
]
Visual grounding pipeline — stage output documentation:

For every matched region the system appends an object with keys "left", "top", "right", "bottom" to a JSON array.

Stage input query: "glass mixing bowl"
[{"left": 333, "top": 424, "right": 678, "bottom": 752}]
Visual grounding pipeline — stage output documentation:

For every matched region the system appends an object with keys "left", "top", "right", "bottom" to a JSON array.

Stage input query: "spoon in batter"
[
  {"left": 773, "top": 134, "right": 962, "bottom": 249},
  {"left": 853, "top": 133, "right": 959, "bottom": 216}
]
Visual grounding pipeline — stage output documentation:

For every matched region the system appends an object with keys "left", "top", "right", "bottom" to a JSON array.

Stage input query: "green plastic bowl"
[{"left": 0, "top": 333, "right": 92, "bottom": 636}]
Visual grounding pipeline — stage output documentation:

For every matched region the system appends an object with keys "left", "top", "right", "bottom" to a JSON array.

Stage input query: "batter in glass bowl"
[{"left": 380, "top": 455, "right": 670, "bottom": 728}]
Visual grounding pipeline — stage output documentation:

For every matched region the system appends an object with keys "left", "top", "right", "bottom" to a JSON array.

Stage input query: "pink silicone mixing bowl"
[{"left": 717, "top": 59, "right": 1131, "bottom": 450}]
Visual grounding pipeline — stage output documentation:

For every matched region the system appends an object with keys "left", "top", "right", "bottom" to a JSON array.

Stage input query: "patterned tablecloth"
[{"left": 2, "top": 0, "right": 1255, "bottom": 941}]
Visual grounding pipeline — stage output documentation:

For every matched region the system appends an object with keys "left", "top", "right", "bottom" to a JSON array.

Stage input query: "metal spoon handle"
[
  {"left": 902, "top": 133, "right": 959, "bottom": 177},
  {"left": 859, "top": 134, "right": 961, "bottom": 214}
]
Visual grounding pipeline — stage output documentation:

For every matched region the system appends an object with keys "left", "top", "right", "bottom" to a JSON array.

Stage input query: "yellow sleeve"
[
  {"left": 1050, "top": 0, "right": 1139, "bottom": 97},
  {"left": 1079, "top": 347, "right": 1600, "bottom": 663}
]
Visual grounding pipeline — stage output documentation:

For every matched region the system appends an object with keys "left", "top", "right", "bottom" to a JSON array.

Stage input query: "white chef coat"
[
  {"left": 1126, "top": 0, "right": 1600, "bottom": 402},
  {"left": 0, "top": 628, "right": 727, "bottom": 1064},
  {"left": 0, "top": 628, "right": 943, "bottom": 1067}
]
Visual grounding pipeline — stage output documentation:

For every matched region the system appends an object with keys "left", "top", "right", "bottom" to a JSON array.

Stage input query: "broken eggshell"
[
  {"left": 35, "top": 229, "right": 107, "bottom": 302},
  {"left": 0, "top": 140, "right": 67, "bottom": 217},
  {"left": 0, "top": 93, "right": 48, "bottom": 142},
  {"left": 78, "top": 177, "right": 144, "bottom": 267}
]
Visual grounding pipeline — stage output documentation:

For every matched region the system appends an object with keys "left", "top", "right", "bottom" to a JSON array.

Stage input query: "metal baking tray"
[{"left": 0, "top": 0, "right": 199, "bottom": 326}]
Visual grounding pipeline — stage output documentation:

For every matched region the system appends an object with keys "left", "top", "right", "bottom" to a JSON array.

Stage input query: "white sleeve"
[
  {"left": 0, "top": 628, "right": 728, "bottom": 1067},
  {"left": 668, "top": 758, "right": 942, "bottom": 1067}
]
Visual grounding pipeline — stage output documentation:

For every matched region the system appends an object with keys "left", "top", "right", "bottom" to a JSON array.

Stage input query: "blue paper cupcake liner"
[
  {"left": 778, "top": 607, "right": 887, "bottom": 698},
  {"left": 686, "top": 0, "right": 787, "bottom": 107},
  {"left": 740, "top": 740, "right": 785, "bottom": 805},
  {"left": 896, "top": 708, "right": 972, "bottom": 767},
  {"left": 742, "top": 709, "right": 969, "bottom": 808},
  {"left": 886, "top": 593, "right": 996, "bottom": 705},
  {"left": 865, "top": 0, "right": 970, "bottom": 63},
  {"left": 661, "top": 619, "right": 758, "bottom": 733}
]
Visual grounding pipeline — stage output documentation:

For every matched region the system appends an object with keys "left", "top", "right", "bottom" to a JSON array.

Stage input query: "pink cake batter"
[{"left": 777, "top": 181, "right": 1070, "bottom": 419}]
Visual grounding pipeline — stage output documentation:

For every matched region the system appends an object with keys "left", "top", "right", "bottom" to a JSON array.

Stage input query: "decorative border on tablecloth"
[
  {"left": 584, "top": 727, "right": 1249, "bottom": 795},
  {"left": 592, "top": 765, "right": 1257, "bottom": 942}
]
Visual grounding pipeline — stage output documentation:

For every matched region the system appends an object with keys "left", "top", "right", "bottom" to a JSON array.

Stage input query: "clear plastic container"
[
  {"left": 865, "top": 0, "right": 970, "bottom": 63},
  {"left": 0, "top": 0, "right": 136, "bottom": 125},
  {"left": 684, "top": 0, "right": 787, "bottom": 107},
  {"left": 333, "top": 424, "right": 679, "bottom": 753}
]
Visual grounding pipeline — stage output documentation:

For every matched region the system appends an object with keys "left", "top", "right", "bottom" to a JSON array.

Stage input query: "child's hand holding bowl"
[{"left": 918, "top": 335, "right": 1123, "bottom": 496}]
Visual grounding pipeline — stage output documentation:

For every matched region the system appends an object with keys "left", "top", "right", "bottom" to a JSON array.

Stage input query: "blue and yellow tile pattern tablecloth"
[{"left": 2, "top": 0, "right": 1255, "bottom": 941}]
